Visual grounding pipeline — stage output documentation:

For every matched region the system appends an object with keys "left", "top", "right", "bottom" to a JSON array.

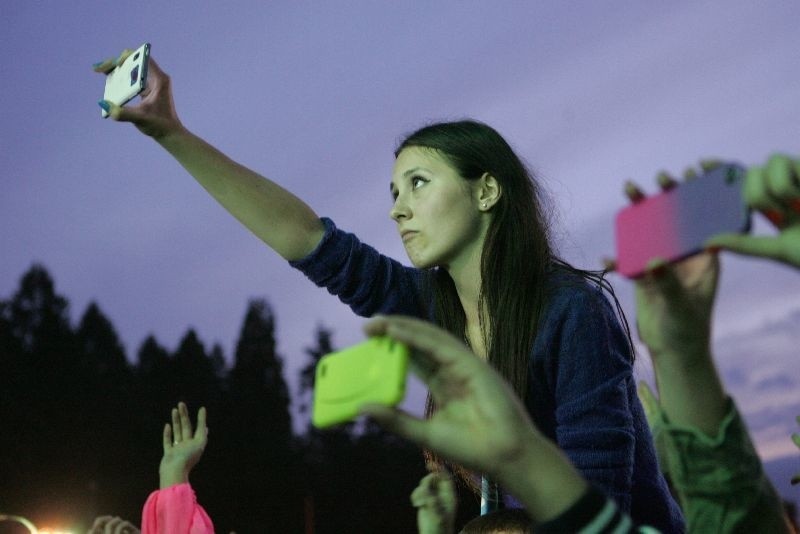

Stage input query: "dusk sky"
[{"left": 3, "top": 0, "right": 799, "bottom": 497}]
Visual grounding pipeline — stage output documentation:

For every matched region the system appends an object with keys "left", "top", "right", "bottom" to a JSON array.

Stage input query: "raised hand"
[
  {"left": 411, "top": 471, "right": 457, "bottom": 534},
  {"left": 93, "top": 48, "right": 183, "bottom": 139},
  {"left": 159, "top": 402, "right": 208, "bottom": 489}
]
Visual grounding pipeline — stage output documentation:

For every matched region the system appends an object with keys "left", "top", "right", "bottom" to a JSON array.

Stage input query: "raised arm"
[{"left": 94, "top": 50, "right": 325, "bottom": 261}]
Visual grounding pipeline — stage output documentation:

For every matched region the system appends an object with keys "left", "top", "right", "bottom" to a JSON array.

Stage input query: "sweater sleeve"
[
  {"left": 542, "top": 283, "right": 637, "bottom": 511},
  {"left": 648, "top": 398, "right": 793, "bottom": 533},
  {"left": 141, "top": 483, "right": 214, "bottom": 534},
  {"left": 288, "top": 217, "right": 427, "bottom": 317}
]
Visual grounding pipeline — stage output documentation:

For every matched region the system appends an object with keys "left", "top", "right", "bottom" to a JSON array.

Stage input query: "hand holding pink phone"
[{"left": 614, "top": 163, "right": 750, "bottom": 279}]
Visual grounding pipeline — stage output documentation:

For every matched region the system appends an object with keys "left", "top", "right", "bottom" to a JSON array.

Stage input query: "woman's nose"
[{"left": 390, "top": 200, "right": 410, "bottom": 221}]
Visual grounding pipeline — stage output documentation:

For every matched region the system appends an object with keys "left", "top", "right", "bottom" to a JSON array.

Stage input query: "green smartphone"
[{"left": 312, "top": 336, "right": 409, "bottom": 429}]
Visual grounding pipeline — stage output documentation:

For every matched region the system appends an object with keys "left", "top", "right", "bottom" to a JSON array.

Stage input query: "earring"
[{"left": 482, "top": 203, "right": 488, "bottom": 209}]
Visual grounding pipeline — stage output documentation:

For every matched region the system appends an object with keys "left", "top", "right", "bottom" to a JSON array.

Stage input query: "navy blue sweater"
[{"left": 290, "top": 217, "right": 685, "bottom": 533}]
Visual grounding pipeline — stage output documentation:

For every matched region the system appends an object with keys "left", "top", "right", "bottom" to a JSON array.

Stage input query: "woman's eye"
[{"left": 412, "top": 176, "right": 427, "bottom": 189}]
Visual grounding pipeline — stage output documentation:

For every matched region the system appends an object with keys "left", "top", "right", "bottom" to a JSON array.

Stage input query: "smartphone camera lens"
[
  {"left": 133, "top": 52, "right": 140, "bottom": 61},
  {"left": 130, "top": 65, "right": 140, "bottom": 86}
]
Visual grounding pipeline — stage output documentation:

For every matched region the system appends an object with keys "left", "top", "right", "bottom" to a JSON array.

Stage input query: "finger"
[
  {"left": 104, "top": 517, "right": 122, "bottom": 534},
  {"left": 683, "top": 167, "right": 698, "bottom": 181},
  {"left": 194, "top": 406, "right": 208, "bottom": 441},
  {"left": 656, "top": 171, "right": 678, "bottom": 192},
  {"left": 163, "top": 423, "right": 172, "bottom": 452},
  {"left": 98, "top": 98, "right": 147, "bottom": 123},
  {"left": 792, "top": 432, "right": 800, "bottom": 449},
  {"left": 92, "top": 56, "right": 118, "bottom": 74},
  {"left": 601, "top": 257, "right": 617, "bottom": 273},
  {"left": 705, "top": 233, "right": 785, "bottom": 262},
  {"left": 365, "top": 315, "right": 465, "bottom": 368},
  {"left": 117, "top": 48, "right": 134, "bottom": 67},
  {"left": 764, "top": 154, "right": 800, "bottom": 219},
  {"left": 643, "top": 256, "right": 669, "bottom": 279},
  {"left": 411, "top": 484, "right": 429, "bottom": 503},
  {"left": 624, "top": 181, "right": 646, "bottom": 203},
  {"left": 171, "top": 407, "right": 182, "bottom": 442},
  {"left": 90, "top": 516, "right": 113, "bottom": 533},
  {"left": 699, "top": 159, "right": 724, "bottom": 173},
  {"left": 179, "top": 402, "right": 193, "bottom": 439},
  {"left": 743, "top": 166, "right": 785, "bottom": 224},
  {"left": 765, "top": 153, "right": 800, "bottom": 195},
  {"left": 359, "top": 403, "right": 428, "bottom": 446},
  {"left": 433, "top": 473, "right": 456, "bottom": 503}
]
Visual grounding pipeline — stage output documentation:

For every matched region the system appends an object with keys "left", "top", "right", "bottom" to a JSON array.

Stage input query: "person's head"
[
  {"left": 460, "top": 508, "right": 533, "bottom": 534},
  {"left": 394, "top": 121, "right": 553, "bottom": 379},
  {"left": 392, "top": 120, "right": 553, "bottom": 274}
]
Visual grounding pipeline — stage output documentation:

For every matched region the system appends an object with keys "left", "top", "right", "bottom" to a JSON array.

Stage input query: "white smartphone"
[{"left": 101, "top": 42, "right": 150, "bottom": 118}]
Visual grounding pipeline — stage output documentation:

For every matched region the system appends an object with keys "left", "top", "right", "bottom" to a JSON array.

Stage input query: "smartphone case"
[
  {"left": 614, "top": 163, "right": 750, "bottom": 278},
  {"left": 312, "top": 336, "right": 409, "bottom": 429},
  {"left": 101, "top": 42, "right": 150, "bottom": 117}
]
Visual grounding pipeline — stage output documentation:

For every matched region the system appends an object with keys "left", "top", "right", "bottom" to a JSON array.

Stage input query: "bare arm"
[
  {"left": 157, "top": 128, "right": 325, "bottom": 260},
  {"left": 96, "top": 50, "right": 325, "bottom": 261}
]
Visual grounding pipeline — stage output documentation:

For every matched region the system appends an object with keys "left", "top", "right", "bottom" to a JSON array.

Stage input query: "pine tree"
[{"left": 210, "top": 298, "right": 301, "bottom": 531}]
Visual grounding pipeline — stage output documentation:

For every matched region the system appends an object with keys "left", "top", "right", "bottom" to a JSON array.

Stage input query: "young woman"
[{"left": 95, "top": 51, "right": 684, "bottom": 532}]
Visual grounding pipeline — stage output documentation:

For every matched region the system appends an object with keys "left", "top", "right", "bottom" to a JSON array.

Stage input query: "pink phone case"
[{"left": 614, "top": 163, "right": 750, "bottom": 278}]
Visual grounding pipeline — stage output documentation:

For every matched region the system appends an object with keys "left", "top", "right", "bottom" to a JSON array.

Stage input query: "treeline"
[{"left": 0, "top": 265, "right": 479, "bottom": 532}]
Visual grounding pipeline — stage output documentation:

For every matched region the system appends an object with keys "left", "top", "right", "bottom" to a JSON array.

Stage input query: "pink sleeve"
[{"left": 141, "top": 482, "right": 215, "bottom": 534}]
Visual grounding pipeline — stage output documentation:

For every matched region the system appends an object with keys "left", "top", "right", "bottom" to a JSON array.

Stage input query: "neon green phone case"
[{"left": 312, "top": 336, "right": 409, "bottom": 429}]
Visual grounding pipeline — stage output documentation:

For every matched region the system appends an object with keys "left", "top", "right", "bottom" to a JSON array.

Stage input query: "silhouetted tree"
[
  {"left": 74, "top": 301, "right": 140, "bottom": 515},
  {"left": 207, "top": 298, "right": 300, "bottom": 532},
  {"left": 172, "top": 329, "right": 221, "bottom": 409},
  {"left": 0, "top": 265, "right": 86, "bottom": 523}
]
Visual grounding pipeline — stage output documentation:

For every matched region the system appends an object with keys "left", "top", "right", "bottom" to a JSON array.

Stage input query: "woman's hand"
[
  {"left": 358, "top": 315, "right": 587, "bottom": 521},
  {"left": 159, "top": 402, "right": 208, "bottom": 489},
  {"left": 359, "top": 315, "right": 538, "bottom": 480},
  {"left": 94, "top": 48, "right": 184, "bottom": 139}
]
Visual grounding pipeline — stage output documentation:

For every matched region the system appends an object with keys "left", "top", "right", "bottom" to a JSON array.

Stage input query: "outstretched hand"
[
  {"left": 94, "top": 48, "right": 183, "bottom": 139},
  {"left": 159, "top": 402, "right": 208, "bottom": 489},
  {"left": 707, "top": 153, "right": 800, "bottom": 268}
]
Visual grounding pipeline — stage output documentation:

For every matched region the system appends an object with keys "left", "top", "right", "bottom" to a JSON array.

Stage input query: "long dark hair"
[{"left": 395, "top": 119, "right": 633, "bottom": 492}]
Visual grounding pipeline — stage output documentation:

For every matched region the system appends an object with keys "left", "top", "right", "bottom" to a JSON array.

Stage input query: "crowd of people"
[{"left": 87, "top": 48, "right": 799, "bottom": 533}]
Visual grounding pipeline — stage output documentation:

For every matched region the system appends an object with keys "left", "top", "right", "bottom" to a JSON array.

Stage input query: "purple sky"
[{"left": 3, "top": 1, "right": 800, "bottom": 485}]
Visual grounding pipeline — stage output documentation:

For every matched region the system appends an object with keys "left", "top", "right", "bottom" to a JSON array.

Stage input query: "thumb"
[
  {"left": 706, "top": 233, "right": 784, "bottom": 261},
  {"left": 359, "top": 403, "right": 427, "bottom": 445}
]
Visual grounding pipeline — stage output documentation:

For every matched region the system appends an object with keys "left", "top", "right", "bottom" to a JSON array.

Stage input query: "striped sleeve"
[{"left": 537, "top": 487, "right": 661, "bottom": 534}]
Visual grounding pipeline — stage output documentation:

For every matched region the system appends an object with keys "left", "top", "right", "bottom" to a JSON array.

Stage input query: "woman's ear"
[{"left": 477, "top": 173, "right": 501, "bottom": 210}]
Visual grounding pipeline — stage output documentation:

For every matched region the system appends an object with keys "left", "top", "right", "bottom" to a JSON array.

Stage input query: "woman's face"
[{"left": 390, "top": 147, "right": 485, "bottom": 269}]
